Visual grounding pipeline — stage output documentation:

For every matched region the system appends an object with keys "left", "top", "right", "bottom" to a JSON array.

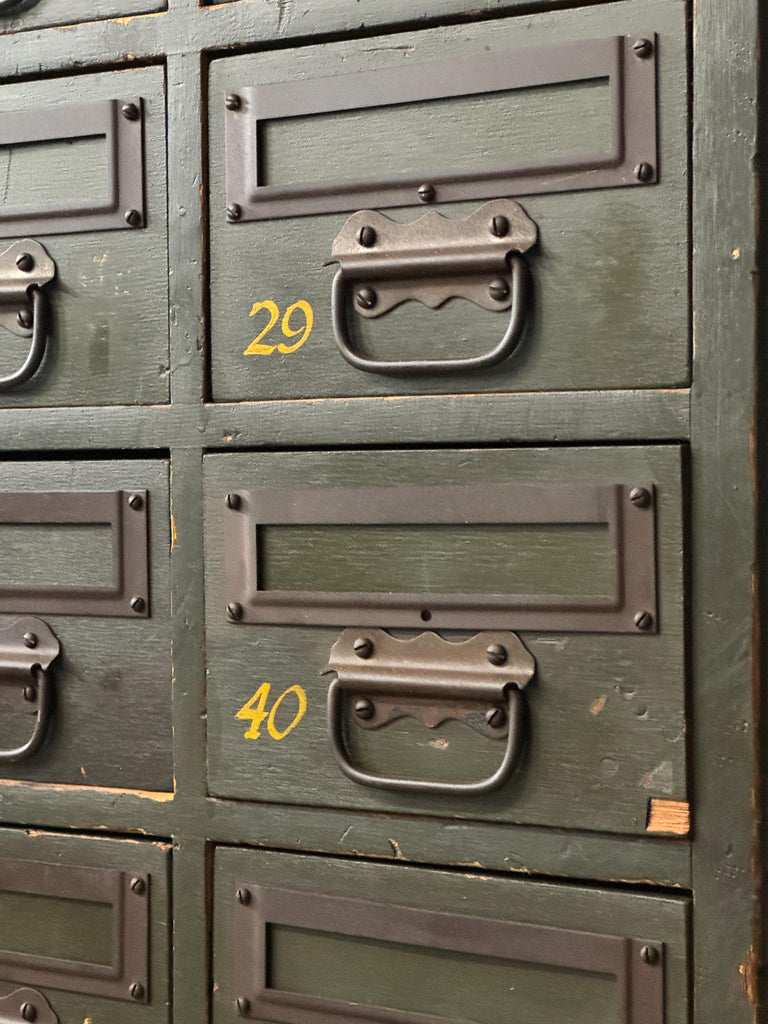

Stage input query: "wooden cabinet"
[{"left": 0, "top": 1, "right": 762, "bottom": 1023}]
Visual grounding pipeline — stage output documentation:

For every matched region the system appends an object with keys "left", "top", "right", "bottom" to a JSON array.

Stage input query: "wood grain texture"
[
  {"left": 0, "top": 0, "right": 163, "bottom": 35},
  {"left": 0, "top": 66, "right": 169, "bottom": 409},
  {"left": 0, "top": 459, "right": 172, "bottom": 792},
  {"left": 209, "top": 0, "right": 689, "bottom": 402},
  {"left": 646, "top": 798, "right": 690, "bottom": 836},
  {"left": 0, "top": 826, "right": 170, "bottom": 1024},
  {"left": 690, "top": 0, "right": 763, "bottom": 1021},
  {"left": 205, "top": 446, "right": 686, "bottom": 836},
  {"left": 213, "top": 847, "right": 689, "bottom": 1024}
]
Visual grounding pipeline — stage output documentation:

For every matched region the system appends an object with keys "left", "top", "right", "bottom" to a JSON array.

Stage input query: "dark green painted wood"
[
  {"left": 0, "top": 0, "right": 164, "bottom": 35},
  {"left": 0, "top": 458, "right": 172, "bottom": 792},
  {"left": 0, "top": 389, "right": 690, "bottom": 451},
  {"left": 209, "top": 0, "right": 689, "bottom": 402},
  {"left": 0, "top": 2, "right": 761, "bottom": 1023},
  {"left": 0, "top": 66, "right": 169, "bottom": 408},
  {"left": 690, "top": 0, "right": 763, "bottom": 1021},
  {"left": 0, "top": 826, "right": 170, "bottom": 1024},
  {"left": 204, "top": 446, "right": 686, "bottom": 836},
  {"left": 213, "top": 847, "right": 690, "bottom": 1024}
]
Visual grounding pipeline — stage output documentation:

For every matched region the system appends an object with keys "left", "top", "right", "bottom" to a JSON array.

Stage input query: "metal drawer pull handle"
[
  {"left": 0, "top": 617, "right": 61, "bottom": 765},
  {"left": 0, "top": 239, "right": 56, "bottom": 392},
  {"left": 329, "top": 199, "right": 537, "bottom": 376},
  {"left": 0, "top": 286, "right": 48, "bottom": 392},
  {"left": 325, "top": 628, "right": 535, "bottom": 795}
]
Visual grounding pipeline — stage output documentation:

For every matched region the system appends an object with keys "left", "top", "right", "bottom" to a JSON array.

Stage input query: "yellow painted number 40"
[
  {"left": 236, "top": 683, "right": 307, "bottom": 740},
  {"left": 244, "top": 299, "right": 313, "bottom": 356}
]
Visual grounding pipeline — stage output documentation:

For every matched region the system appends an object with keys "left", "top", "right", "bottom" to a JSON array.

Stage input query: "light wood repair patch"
[{"left": 646, "top": 798, "right": 691, "bottom": 835}]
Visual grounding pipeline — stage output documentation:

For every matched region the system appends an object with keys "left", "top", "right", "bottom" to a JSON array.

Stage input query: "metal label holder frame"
[
  {"left": 231, "top": 886, "right": 665, "bottom": 1024},
  {"left": 225, "top": 34, "right": 658, "bottom": 221},
  {"left": 223, "top": 481, "right": 658, "bottom": 634},
  {"left": 0, "top": 98, "right": 145, "bottom": 237},
  {"left": 0, "top": 490, "right": 150, "bottom": 618},
  {"left": 0, "top": 860, "right": 149, "bottom": 1003}
]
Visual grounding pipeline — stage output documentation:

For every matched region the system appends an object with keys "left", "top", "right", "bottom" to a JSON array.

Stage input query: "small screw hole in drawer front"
[
  {"left": 213, "top": 848, "right": 689, "bottom": 1024},
  {"left": 204, "top": 445, "right": 685, "bottom": 837},
  {"left": 208, "top": 0, "right": 687, "bottom": 401}
]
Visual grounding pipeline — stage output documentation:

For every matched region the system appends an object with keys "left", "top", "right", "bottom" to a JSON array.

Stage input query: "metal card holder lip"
[
  {"left": 222, "top": 481, "right": 658, "bottom": 634},
  {"left": 0, "top": 98, "right": 145, "bottom": 238},
  {"left": 0, "top": 861, "right": 149, "bottom": 1003},
  {"left": 0, "top": 489, "right": 150, "bottom": 619},
  {"left": 231, "top": 885, "right": 666, "bottom": 1024},
  {"left": 224, "top": 33, "right": 658, "bottom": 222}
]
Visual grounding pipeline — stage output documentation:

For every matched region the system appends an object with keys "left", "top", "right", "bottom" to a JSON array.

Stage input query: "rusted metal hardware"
[
  {"left": 0, "top": 490, "right": 149, "bottom": 618},
  {"left": 0, "top": 239, "right": 55, "bottom": 392},
  {"left": 325, "top": 629, "right": 535, "bottom": 795},
  {"left": 224, "top": 35, "right": 657, "bottom": 221},
  {"left": 0, "top": 617, "right": 60, "bottom": 765},
  {"left": 0, "top": 99, "right": 145, "bottom": 236},
  {"left": 0, "top": 989, "right": 58, "bottom": 1024},
  {"left": 223, "top": 481, "right": 658, "bottom": 634},
  {"left": 231, "top": 886, "right": 666, "bottom": 1024},
  {"left": 0, "top": 861, "right": 149, "bottom": 1003},
  {"left": 329, "top": 200, "right": 537, "bottom": 375}
]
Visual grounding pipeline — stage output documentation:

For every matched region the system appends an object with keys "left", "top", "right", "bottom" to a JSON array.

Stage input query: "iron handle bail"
[
  {"left": 331, "top": 254, "right": 530, "bottom": 376},
  {"left": 0, "top": 285, "right": 49, "bottom": 392},
  {"left": 328, "top": 679, "right": 527, "bottom": 795},
  {"left": 0, "top": 617, "right": 61, "bottom": 765},
  {"left": 0, "top": 665, "right": 53, "bottom": 764}
]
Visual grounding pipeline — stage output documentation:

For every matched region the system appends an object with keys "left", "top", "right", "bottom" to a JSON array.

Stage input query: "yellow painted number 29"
[
  {"left": 236, "top": 682, "right": 307, "bottom": 740},
  {"left": 244, "top": 299, "right": 313, "bottom": 356}
]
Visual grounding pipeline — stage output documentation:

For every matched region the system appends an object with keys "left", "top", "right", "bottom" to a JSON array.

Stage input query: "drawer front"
[
  {"left": 204, "top": 446, "right": 686, "bottom": 837},
  {"left": 0, "top": 827, "right": 169, "bottom": 1024},
  {"left": 213, "top": 847, "right": 689, "bottom": 1024},
  {"left": 208, "top": 0, "right": 688, "bottom": 402},
  {"left": 0, "top": 459, "right": 172, "bottom": 793},
  {"left": 0, "top": 66, "right": 168, "bottom": 407},
  {"left": 0, "top": 0, "right": 164, "bottom": 34}
]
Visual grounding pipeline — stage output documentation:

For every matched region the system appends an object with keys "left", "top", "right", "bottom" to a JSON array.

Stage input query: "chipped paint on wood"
[
  {"left": 590, "top": 695, "right": 607, "bottom": 715},
  {"left": 646, "top": 798, "right": 691, "bottom": 836}
]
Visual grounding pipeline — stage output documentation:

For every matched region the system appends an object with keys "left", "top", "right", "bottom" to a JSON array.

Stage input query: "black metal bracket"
[
  {"left": 0, "top": 239, "right": 55, "bottom": 391},
  {"left": 0, "top": 861, "right": 149, "bottom": 1003},
  {"left": 0, "top": 989, "right": 58, "bottom": 1024},
  {"left": 0, "top": 99, "right": 145, "bottom": 237},
  {"left": 222, "top": 481, "right": 658, "bottom": 634},
  {"left": 329, "top": 200, "right": 536, "bottom": 374},
  {"left": 0, "top": 617, "right": 60, "bottom": 765},
  {"left": 231, "top": 886, "right": 666, "bottom": 1024},
  {"left": 325, "top": 628, "right": 535, "bottom": 794},
  {"left": 0, "top": 489, "right": 150, "bottom": 619},
  {"left": 224, "top": 34, "right": 657, "bottom": 221}
]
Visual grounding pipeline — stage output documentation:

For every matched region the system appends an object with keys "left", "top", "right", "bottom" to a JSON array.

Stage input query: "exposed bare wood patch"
[{"left": 646, "top": 798, "right": 690, "bottom": 835}]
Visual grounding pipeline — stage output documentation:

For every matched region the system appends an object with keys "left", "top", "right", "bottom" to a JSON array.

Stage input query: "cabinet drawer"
[
  {"left": 204, "top": 446, "right": 686, "bottom": 837},
  {"left": 0, "top": 66, "right": 168, "bottom": 407},
  {"left": 208, "top": 0, "right": 688, "bottom": 403},
  {"left": 213, "top": 847, "right": 689, "bottom": 1024},
  {"left": 0, "top": 827, "right": 169, "bottom": 1024},
  {"left": 0, "top": 0, "right": 164, "bottom": 35},
  {"left": 0, "top": 458, "right": 172, "bottom": 793}
]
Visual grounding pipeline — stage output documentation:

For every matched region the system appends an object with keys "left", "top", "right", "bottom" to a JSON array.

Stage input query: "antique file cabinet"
[{"left": 0, "top": 0, "right": 763, "bottom": 1023}]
